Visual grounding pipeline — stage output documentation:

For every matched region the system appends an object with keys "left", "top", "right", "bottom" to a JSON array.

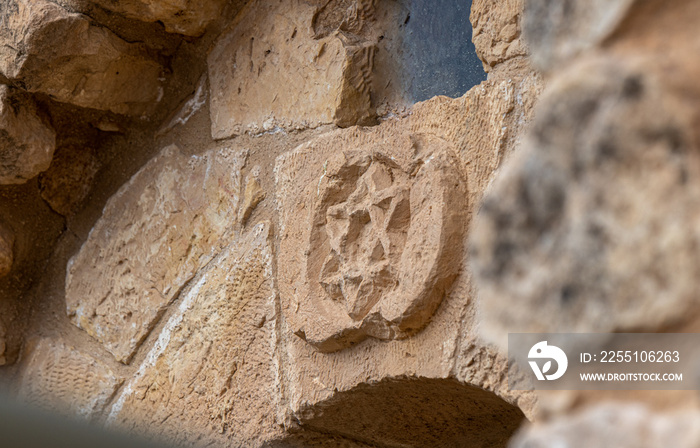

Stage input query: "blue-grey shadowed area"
[{"left": 402, "top": 0, "right": 486, "bottom": 102}]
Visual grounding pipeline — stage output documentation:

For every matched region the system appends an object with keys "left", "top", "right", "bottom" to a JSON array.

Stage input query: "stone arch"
[{"left": 288, "top": 376, "right": 526, "bottom": 448}]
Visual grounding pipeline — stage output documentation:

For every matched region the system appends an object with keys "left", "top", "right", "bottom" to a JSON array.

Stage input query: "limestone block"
[
  {"left": 276, "top": 127, "right": 467, "bottom": 352},
  {"left": 470, "top": 55, "right": 700, "bottom": 345},
  {"left": 272, "top": 75, "right": 542, "bottom": 441},
  {"left": 17, "top": 338, "right": 122, "bottom": 419},
  {"left": 511, "top": 404, "right": 700, "bottom": 448},
  {"left": 523, "top": 0, "right": 635, "bottom": 73},
  {"left": 0, "top": 221, "right": 14, "bottom": 279},
  {"left": 409, "top": 70, "right": 543, "bottom": 211},
  {"left": 88, "top": 0, "right": 232, "bottom": 37},
  {"left": 208, "top": 0, "right": 376, "bottom": 139},
  {"left": 274, "top": 118, "right": 532, "bottom": 444},
  {"left": 0, "top": 0, "right": 165, "bottom": 116},
  {"left": 66, "top": 144, "right": 247, "bottom": 363},
  {"left": 0, "top": 85, "right": 56, "bottom": 185},
  {"left": 471, "top": 0, "right": 528, "bottom": 72},
  {"left": 38, "top": 144, "right": 100, "bottom": 216},
  {"left": 239, "top": 166, "right": 265, "bottom": 226},
  {"left": 107, "top": 223, "right": 280, "bottom": 447}
]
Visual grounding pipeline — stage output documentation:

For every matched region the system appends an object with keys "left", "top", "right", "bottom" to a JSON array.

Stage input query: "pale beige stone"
[
  {"left": 511, "top": 404, "right": 700, "bottom": 448},
  {"left": 470, "top": 54, "right": 700, "bottom": 346},
  {"left": 0, "top": 0, "right": 165, "bottom": 116},
  {"left": 523, "top": 0, "right": 635, "bottom": 73},
  {"left": 274, "top": 85, "right": 541, "bottom": 444},
  {"left": 208, "top": 0, "right": 377, "bottom": 139},
  {"left": 410, "top": 69, "right": 543, "bottom": 212},
  {"left": 88, "top": 0, "right": 233, "bottom": 37},
  {"left": 107, "top": 223, "right": 281, "bottom": 447},
  {"left": 17, "top": 338, "right": 122, "bottom": 419},
  {"left": 239, "top": 166, "right": 265, "bottom": 226},
  {"left": 66, "top": 144, "right": 247, "bottom": 363},
  {"left": 0, "top": 85, "right": 56, "bottom": 185},
  {"left": 471, "top": 0, "right": 528, "bottom": 72},
  {"left": 276, "top": 127, "right": 468, "bottom": 352}
]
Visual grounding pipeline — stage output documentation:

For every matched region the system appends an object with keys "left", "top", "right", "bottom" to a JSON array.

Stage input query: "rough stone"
[
  {"left": 66, "top": 144, "right": 247, "bottom": 363},
  {"left": 0, "top": 221, "right": 13, "bottom": 279},
  {"left": 409, "top": 69, "right": 543, "bottom": 211},
  {"left": 239, "top": 166, "right": 265, "bottom": 226},
  {"left": 38, "top": 144, "right": 100, "bottom": 216},
  {"left": 276, "top": 127, "right": 468, "bottom": 352},
  {"left": 0, "top": 85, "right": 56, "bottom": 185},
  {"left": 156, "top": 75, "right": 208, "bottom": 137},
  {"left": 1, "top": 0, "right": 551, "bottom": 444},
  {"left": 0, "top": 0, "right": 165, "bottom": 116},
  {"left": 88, "top": 0, "right": 233, "bottom": 37},
  {"left": 471, "top": 0, "right": 528, "bottom": 72},
  {"left": 274, "top": 82, "right": 540, "bottom": 441},
  {"left": 470, "top": 55, "right": 700, "bottom": 345},
  {"left": 523, "top": 0, "right": 635, "bottom": 73},
  {"left": 511, "top": 403, "right": 700, "bottom": 448},
  {"left": 295, "top": 377, "right": 525, "bottom": 448},
  {"left": 208, "top": 0, "right": 377, "bottom": 139},
  {"left": 107, "top": 223, "right": 280, "bottom": 447},
  {"left": 17, "top": 338, "right": 122, "bottom": 419}
]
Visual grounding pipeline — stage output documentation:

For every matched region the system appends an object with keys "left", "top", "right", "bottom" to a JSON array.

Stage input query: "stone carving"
[{"left": 277, "top": 129, "right": 467, "bottom": 351}]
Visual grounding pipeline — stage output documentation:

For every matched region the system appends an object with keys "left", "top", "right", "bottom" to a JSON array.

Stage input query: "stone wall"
[
  {"left": 4, "top": 0, "right": 694, "bottom": 447},
  {"left": 470, "top": 0, "right": 700, "bottom": 446}
]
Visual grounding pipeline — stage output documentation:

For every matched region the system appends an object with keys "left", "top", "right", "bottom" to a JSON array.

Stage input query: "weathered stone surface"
[
  {"left": 295, "top": 377, "right": 525, "bottom": 448},
  {"left": 208, "top": 0, "right": 377, "bottom": 138},
  {"left": 0, "top": 85, "right": 56, "bottom": 185},
  {"left": 409, "top": 70, "right": 543, "bottom": 211},
  {"left": 38, "top": 144, "right": 100, "bottom": 216},
  {"left": 523, "top": 0, "right": 635, "bottom": 73},
  {"left": 66, "top": 144, "right": 247, "bottom": 363},
  {"left": 511, "top": 404, "right": 700, "bottom": 448},
  {"left": 5, "top": 0, "right": 550, "bottom": 444},
  {"left": 0, "top": 221, "right": 13, "bottom": 279},
  {"left": 470, "top": 54, "right": 700, "bottom": 344},
  {"left": 276, "top": 127, "right": 467, "bottom": 352},
  {"left": 107, "top": 223, "right": 280, "bottom": 447},
  {"left": 0, "top": 0, "right": 165, "bottom": 115},
  {"left": 89, "top": 0, "right": 232, "bottom": 37},
  {"left": 471, "top": 0, "right": 528, "bottom": 72},
  {"left": 239, "top": 166, "right": 265, "bottom": 226},
  {"left": 156, "top": 75, "right": 208, "bottom": 137},
  {"left": 17, "top": 338, "right": 122, "bottom": 419},
  {"left": 274, "top": 78, "right": 540, "bottom": 440}
]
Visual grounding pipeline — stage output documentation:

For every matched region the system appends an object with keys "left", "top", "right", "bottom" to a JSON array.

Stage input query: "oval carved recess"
[{"left": 276, "top": 130, "right": 468, "bottom": 352}]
